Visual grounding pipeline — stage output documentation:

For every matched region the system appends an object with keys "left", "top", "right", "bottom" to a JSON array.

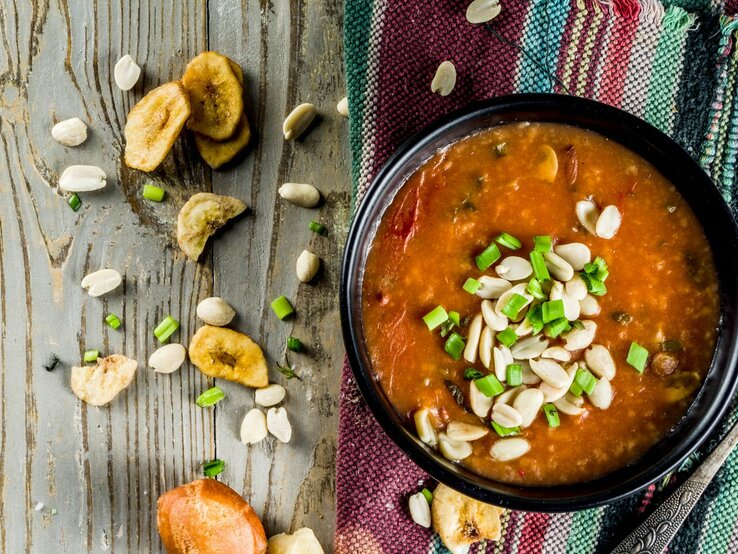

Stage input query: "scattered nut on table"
[
  {"left": 81, "top": 268, "right": 122, "bottom": 297},
  {"left": 114, "top": 54, "right": 141, "bottom": 91},
  {"left": 51, "top": 117, "right": 88, "bottom": 146},
  {"left": 240, "top": 408, "right": 268, "bottom": 444},
  {"left": 336, "top": 96, "right": 349, "bottom": 117},
  {"left": 71, "top": 354, "right": 137, "bottom": 406},
  {"left": 466, "top": 0, "right": 502, "bottom": 23},
  {"left": 267, "top": 527, "right": 325, "bottom": 554},
  {"left": 266, "top": 407, "right": 292, "bottom": 443},
  {"left": 255, "top": 384, "right": 286, "bottom": 407},
  {"left": 431, "top": 61, "right": 456, "bottom": 96},
  {"left": 278, "top": 182, "right": 321, "bottom": 208},
  {"left": 59, "top": 165, "right": 107, "bottom": 192},
  {"left": 196, "top": 296, "right": 236, "bottom": 326},
  {"left": 283, "top": 102, "right": 317, "bottom": 140},
  {"left": 296, "top": 250, "right": 320, "bottom": 283},
  {"left": 148, "top": 344, "right": 186, "bottom": 374}
]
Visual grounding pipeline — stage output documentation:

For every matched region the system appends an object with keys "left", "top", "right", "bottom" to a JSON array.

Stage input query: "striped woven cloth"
[{"left": 337, "top": 1, "right": 738, "bottom": 552}]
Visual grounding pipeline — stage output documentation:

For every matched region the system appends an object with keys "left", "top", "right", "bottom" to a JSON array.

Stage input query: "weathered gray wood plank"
[{"left": 1, "top": 0, "right": 348, "bottom": 552}]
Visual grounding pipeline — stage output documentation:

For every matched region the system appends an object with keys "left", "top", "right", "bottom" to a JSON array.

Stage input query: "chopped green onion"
[
  {"left": 421, "top": 488, "right": 433, "bottom": 503},
  {"left": 570, "top": 367, "right": 597, "bottom": 396},
  {"left": 68, "top": 193, "right": 81, "bottom": 212},
  {"left": 526, "top": 279, "right": 547, "bottom": 301},
  {"left": 474, "top": 374, "right": 505, "bottom": 397},
  {"left": 530, "top": 251, "right": 551, "bottom": 281},
  {"left": 627, "top": 342, "right": 649, "bottom": 373},
  {"left": 105, "top": 313, "right": 122, "bottom": 330},
  {"left": 533, "top": 235, "right": 553, "bottom": 252},
  {"left": 495, "top": 232, "right": 522, "bottom": 250},
  {"left": 449, "top": 311, "right": 461, "bottom": 326},
  {"left": 494, "top": 143, "right": 508, "bottom": 157},
  {"left": 202, "top": 459, "right": 225, "bottom": 477},
  {"left": 444, "top": 332, "right": 465, "bottom": 360},
  {"left": 497, "top": 327, "right": 518, "bottom": 347},
  {"left": 661, "top": 340, "right": 683, "bottom": 352},
  {"left": 543, "top": 404, "right": 560, "bottom": 428},
  {"left": 463, "top": 277, "right": 481, "bottom": 295},
  {"left": 463, "top": 367, "right": 484, "bottom": 380},
  {"left": 142, "top": 184, "right": 166, "bottom": 202},
  {"left": 153, "top": 315, "right": 180, "bottom": 343},
  {"left": 271, "top": 296, "right": 295, "bottom": 320},
  {"left": 571, "top": 320, "right": 585, "bottom": 330},
  {"left": 580, "top": 273, "right": 608, "bottom": 296},
  {"left": 287, "top": 336, "right": 304, "bottom": 352},
  {"left": 83, "top": 350, "right": 99, "bottom": 362},
  {"left": 439, "top": 320, "right": 454, "bottom": 338},
  {"left": 423, "top": 306, "right": 448, "bottom": 330},
  {"left": 544, "top": 317, "right": 571, "bottom": 338},
  {"left": 506, "top": 364, "right": 523, "bottom": 387},
  {"left": 584, "top": 257, "right": 609, "bottom": 281},
  {"left": 526, "top": 304, "right": 545, "bottom": 335},
  {"left": 196, "top": 386, "right": 225, "bottom": 407},
  {"left": 491, "top": 421, "right": 520, "bottom": 436},
  {"left": 475, "top": 243, "right": 502, "bottom": 271},
  {"left": 309, "top": 221, "right": 327, "bottom": 235},
  {"left": 541, "top": 299, "right": 565, "bottom": 323},
  {"left": 501, "top": 293, "right": 528, "bottom": 319}
]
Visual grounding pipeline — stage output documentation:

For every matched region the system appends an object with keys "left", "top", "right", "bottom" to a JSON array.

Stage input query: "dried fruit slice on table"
[
  {"left": 71, "top": 354, "right": 137, "bottom": 406},
  {"left": 432, "top": 483, "right": 503, "bottom": 554},
  {"left": 189, "top": 325, "right": 268, "bottom": 388},
  {"left": 182, "top": 51, "right": 244, "bottom": 141},
  {"left": 194, "top": 114, "right": 251, "bottom": 169},
  {"left": 124, "top": 81, "right": 191, "bottom": 172},
  {"left": 177, "top": 192, "right": 246, "bottom": 261}
]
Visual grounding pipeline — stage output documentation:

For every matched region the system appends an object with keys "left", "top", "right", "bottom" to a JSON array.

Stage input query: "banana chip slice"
[
  {"left": 189, "top": 325, "right": 268, "bottom": 388},
  {"left": 177, "top": 192, "right": 247, "bottom": 261},
  {"left": 432, "top": 484, "right": 503, "bottom": 554},
  {"left": 182, "top": 51, "right": 244, "bottom": 141},
  {"left": 71, "top": 354, "right": 137, "bottom": 406},
  {"left": 124, "top": 81, "right": 191, "bottom": 172},
  {"left": 195, "top": 115, "right": 251, "bottom": 169}
]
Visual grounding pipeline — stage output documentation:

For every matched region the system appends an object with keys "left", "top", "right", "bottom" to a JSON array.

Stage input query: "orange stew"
[{"left": 362, "top": 122, "right": 720, "bottom": 486}]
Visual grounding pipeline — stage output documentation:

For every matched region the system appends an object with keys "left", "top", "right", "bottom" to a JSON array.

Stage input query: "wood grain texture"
[{"left": 0, "top": 0, "right": 348, "bottom": 551}]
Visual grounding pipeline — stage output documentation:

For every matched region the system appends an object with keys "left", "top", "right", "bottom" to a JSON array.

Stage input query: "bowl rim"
[{"left": 339, "top": 93, "right": 738, "bottom": 512}]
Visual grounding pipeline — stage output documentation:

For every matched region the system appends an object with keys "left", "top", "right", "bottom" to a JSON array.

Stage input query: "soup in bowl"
[{"left": 341, "top": 95, "right": 738, "bottom": 510}]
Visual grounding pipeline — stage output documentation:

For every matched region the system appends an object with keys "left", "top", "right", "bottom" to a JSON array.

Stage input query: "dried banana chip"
[
  {"left": 432, "top": 483, "right": 503, "bottom": 554},
  {"left": 71, "top": 354, "right": 137, "bottom": 406},
  {"left": 194, "top": 114, "right": 251, "bottom": 169},
  {"left": 188, "top": 325, "right": 268, "bottom": 388},
  {"left": 182, "top": 51, "right": 244, "bottom": 141},
  {"left": 124, "top": 81, "right": 191, "bottom": 172},
  {"left": 177, "top": 192, "right": 247, "bottom": 261},
  {"left": 226, "top": 57, "right": 243, "bottom": 85}
]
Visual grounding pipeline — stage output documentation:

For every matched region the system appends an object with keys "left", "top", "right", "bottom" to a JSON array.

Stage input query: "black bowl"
[{"left": 340, "top": 94, "right": 738, "bottom": 512}]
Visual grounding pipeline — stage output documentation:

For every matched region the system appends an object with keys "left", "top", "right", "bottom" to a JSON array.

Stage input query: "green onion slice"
[
  {"left": 68, "top": 193, "right": 81, "bottom": 212},
  {"left": 474, "top": 374, "right": 505, "bottom": 397},
  {"left": 543, "top": 404, "right": 560, "bottom": 428},
  {"left": 83, "top": 349, "right": 99, "bottom": 362},
  {"left": 530, "top": 251, "right": 551, "bottom": 281},
  {"left": 495, "top": 232, "right": 522, "bottom": 250},
  {"left": 196, "top": 386, "right": 225, "bottom": 407},
  {"left": 463, "top": 367, "right": 484, "bottom": 380},
  {"left": 202, "top": 459, "right": 225, "bottom": 477},
  {"left": 627, "top": 342, "right": 649, "bottom": 373},
  {"left": 475, "top": 243, "right": 502, "bottom": 271},
  {"left": 421, "top": 488, "right": 433, "bottom": 503},
  {"left": 287, "top": 336, "right": 304, "bottom": 352},
  {"left": 444, "top": 332, "right": 465, "bottom": 360},
  {"left": 105, "top": 313, "right": 122, "bottom": 330},
  {"left": 506, "top": 363, "right": 523, "bottom": 387},
  {"left": 525, "top": 304, "right": 544, "bottom": 335},
  {"left": 526, "top": 279, "right": 547, "bottom": 301},
  {"left": 271, "top": 296, "right": 295, "bottom": 320},
  {"left": 423, "top": 306, "right": 448, "bottom": 330},
  {"left": 309, "top": 221, "right": 327, "bottom": 235},
  {"left": 533, "top": 235, "right": 553, "bottom": 252},
  {"left": 153, "top": 315, "right": 180, "bottom": 343},
  {"left": 463, "top": 277, "right": 481, "bottom": 295},
  {"left": 571, "top": 367, "right": 597, "bottom": 396},
  {"left": 494, "top": 143, "right": 508, "bottom": 157},
  {"left": 496, "top": 326, "right": 518, "bottom": 347},
  {"left": 580, "top": 272, "right": 607, "bottom": 296},
  {"left": 661, "top": 340, "right": 683, "bottom": 352},
  {"left": 544, "top": 317, "right": 571, "bottom": 338},
  {"left": 501, "top": 293, "right": 528, "bottom": 319},
  {"left": 142, "top": 184, "right": 166, "bottom": 202},
  {"left": 541, "top": 299, "right": 565, "bottom": 323},
  {"left": 449, "top": 311, "right": 461, "bottom": 326},
  {"left": 491, "top": 421, "right": 520, "bottom": 437}
]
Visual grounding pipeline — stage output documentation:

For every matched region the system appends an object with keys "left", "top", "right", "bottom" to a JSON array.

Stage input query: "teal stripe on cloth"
[{"left": 516, "top": 0, "right": 571, "bottom": 93}]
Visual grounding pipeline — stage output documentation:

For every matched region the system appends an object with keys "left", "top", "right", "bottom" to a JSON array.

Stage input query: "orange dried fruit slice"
[{"left": 194, "top": 114, "right": 251, "bottom": 169}]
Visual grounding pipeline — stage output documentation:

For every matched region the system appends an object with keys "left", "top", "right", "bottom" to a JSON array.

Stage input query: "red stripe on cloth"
[
  {"left": 500, "top": 511, "right": 522, "bottom": 554},
  {"left": 517, "top": 512, "right": 552, "bottom": 552},
  {"left": 368, "top": 1, "right": 529, "bottom": 181},
  {"left": 596, "top": 4, "right": 639, "bottom": 106}
]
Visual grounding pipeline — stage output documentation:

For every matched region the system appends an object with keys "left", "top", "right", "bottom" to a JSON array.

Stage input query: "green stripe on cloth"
[{"left": 564, "top": 508, "right": 604, "bottom": 553}]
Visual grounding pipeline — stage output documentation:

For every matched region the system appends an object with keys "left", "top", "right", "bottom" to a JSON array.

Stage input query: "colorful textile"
[{"left": 337, "top": 1, "right": 738, "bottom": 552}]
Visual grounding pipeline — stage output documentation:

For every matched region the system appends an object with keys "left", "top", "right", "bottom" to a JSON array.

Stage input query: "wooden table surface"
[{"left": 0, "top": 1, "right": 349, "bottom": 551}]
